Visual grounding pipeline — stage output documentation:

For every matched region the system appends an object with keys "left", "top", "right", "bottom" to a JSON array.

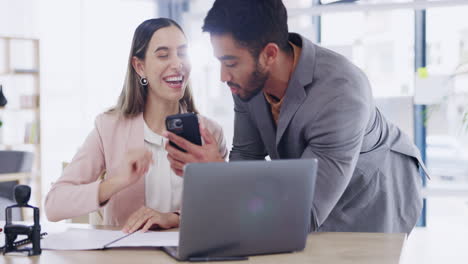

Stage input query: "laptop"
[{"left": 162, "top": 159, "right": 318, "bottom": 261}]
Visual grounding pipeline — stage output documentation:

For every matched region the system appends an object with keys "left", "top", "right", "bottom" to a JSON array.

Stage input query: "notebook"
[{"left": 39, "top": 228, "right": 178, "bottom": 250}]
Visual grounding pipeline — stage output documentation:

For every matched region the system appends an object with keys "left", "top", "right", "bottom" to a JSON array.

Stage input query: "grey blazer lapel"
[
  {"left": 275, "top": 34, "right": 316, "bottom": 146},
  {"left": 249, "top": 93, "right": 279, "bottom": 158},
  {"left": 275, "top": 78, "right": 307, "bottom": 146}
]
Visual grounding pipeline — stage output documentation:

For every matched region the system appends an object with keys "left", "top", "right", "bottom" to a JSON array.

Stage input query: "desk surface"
[{"left": 1, "top": 223, "right": 406, "bottom": 264}]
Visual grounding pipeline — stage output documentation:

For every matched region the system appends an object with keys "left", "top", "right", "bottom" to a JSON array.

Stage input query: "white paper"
[
  {"left": 42, "top": 228, "right": 125, "bottom": 250},
  {"left": 41, "top": 228, "right": 179, "bottom": 250},
  {"left": 108, "top": 231, "right": 179, "bottom": 248}
]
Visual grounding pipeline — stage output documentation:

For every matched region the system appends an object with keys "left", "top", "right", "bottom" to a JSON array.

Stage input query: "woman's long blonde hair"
[{"left": 109, "top": 18, "right": 198, "bottom": 117}]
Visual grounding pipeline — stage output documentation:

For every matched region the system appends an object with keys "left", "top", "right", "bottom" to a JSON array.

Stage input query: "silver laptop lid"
[{"left": 177, "top": 159, "right": 318, "bottom": 260}]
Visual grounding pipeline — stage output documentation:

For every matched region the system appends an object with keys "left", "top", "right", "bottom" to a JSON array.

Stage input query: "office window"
[
  {"left": 320, "top": 10, "right": 414, "bottom": 97},
  {"left": 425, "top": 6, "right": 468, "bottom": 188}
]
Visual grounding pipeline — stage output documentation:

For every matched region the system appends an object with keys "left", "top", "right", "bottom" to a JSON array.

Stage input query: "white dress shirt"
[{"left": 144, "top": 121, "right": 183, "bottom": 213}]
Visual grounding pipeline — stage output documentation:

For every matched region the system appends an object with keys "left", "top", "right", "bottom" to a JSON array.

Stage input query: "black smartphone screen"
[{"left": 165, "top": 113, "right": 202, "bottom": 152}]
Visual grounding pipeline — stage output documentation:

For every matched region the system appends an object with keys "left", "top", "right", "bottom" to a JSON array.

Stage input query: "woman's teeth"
[{"left": 165, "top": 76, "right": 183, "bottom": 83}]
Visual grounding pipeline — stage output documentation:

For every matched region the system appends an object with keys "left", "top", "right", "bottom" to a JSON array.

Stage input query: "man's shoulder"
[{"left": 304, "top": 45, "right": 371, "bottom": 99}]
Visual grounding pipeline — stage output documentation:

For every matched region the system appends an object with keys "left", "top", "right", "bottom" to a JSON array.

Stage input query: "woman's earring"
[{"left": 140, "top": 77, "right": 148, "bottom": 86}]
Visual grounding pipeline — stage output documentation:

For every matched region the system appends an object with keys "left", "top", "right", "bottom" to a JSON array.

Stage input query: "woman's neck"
[{"left": 143, "top": 92, "right": 180, "bottom": 135}]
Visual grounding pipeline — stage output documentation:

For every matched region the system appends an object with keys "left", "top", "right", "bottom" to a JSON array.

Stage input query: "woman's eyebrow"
[
  {"left": 154, "top": 46, "right": 169, "bottom": 53},
  {"left": 154, "top": 45, "right": 187, "bottom": 53}
]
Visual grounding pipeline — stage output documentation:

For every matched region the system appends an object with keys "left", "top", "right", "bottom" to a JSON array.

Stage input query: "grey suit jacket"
[{"left": 229, "top": 33, "right": 428, "bottom": 233}]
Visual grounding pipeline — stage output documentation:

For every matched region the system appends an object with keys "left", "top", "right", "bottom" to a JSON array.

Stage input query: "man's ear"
[
  {"left": 131, "top": 56, "right": 145, "bottom": 77},
  {"left": 260, "top": 43, "right": 279, "bottom": 69}
]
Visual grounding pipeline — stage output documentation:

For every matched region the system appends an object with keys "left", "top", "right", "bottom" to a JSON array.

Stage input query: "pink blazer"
[{"left": 45, "top": 111, "right": 228, "bottom": 226}]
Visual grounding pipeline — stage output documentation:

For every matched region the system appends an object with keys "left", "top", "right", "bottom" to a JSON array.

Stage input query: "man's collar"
[{"left": 288, "top": 33, "right": 316, "bottom": 87}]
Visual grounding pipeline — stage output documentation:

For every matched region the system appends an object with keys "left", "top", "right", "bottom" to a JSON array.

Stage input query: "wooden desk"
[{"left": 1, "top": 223, "right": 406, "bottom": 264}]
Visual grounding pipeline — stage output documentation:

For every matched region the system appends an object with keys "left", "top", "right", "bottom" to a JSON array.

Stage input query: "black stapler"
[{"left": 3, "top": 185, "right": 41, "bottom": 256}]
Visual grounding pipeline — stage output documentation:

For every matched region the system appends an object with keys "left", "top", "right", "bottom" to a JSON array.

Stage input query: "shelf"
[
  {"left": 0, "top": 69, "right": 39, "bottom": 76},
  {"left": 0, "top": 36, "right": 38, "bottom": 41},
  {"left": 0, "top": 144, "right": 39, "bottom": 151},
  {"left": 13, "top": 69, "right": 39, "bottom": 74},
  {"left": 0, "top": 35, "right": 42, "bottom": 212},
  {"left": 0, "top": 172, "right": 30, "bottom": 183},
  {"left": 0, "top": 107, "right": 39, "bottom": 112},
  {"left": 0, "top": 143, "right": 40, "bottom": 147}
]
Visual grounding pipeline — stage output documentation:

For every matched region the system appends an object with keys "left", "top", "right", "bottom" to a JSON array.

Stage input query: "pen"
[{"left": 188, "top": 256, "right": 249, "bottom": 262}]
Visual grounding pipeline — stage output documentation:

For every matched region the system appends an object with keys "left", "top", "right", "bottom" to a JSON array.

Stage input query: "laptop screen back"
[{"left": 177, "top": 159, "right": 317, "bottom": 260}]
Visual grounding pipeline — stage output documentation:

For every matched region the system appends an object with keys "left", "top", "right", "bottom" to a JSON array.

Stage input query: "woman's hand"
[
  {"left": 115, "top": 148, "right": 153, "bottom": 187},
  {"left": 99, "top": 148, "right": 153, "bottom": 204},
  {"left": 122, "top": 206, "right": 179, "bottom": 233}
]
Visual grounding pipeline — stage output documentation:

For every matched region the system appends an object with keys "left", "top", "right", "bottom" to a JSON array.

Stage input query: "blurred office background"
[{"left": 0, "top": 0, "right": 468, "bottom": 262}]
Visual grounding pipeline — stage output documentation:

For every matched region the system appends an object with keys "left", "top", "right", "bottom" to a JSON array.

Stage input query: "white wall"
[
  {"left": 38, "top": 0, "right": 85, "bottom": 203},
  {"left": 0, "top": 0, "right": 39, "bottom": 38},
  {"left": 0, "top": 0, "right": 157, "bottom": 204}
]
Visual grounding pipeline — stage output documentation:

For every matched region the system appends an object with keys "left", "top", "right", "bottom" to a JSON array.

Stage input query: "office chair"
[{"left": 0, "top": 151, "right": 34, "bottom": 221}]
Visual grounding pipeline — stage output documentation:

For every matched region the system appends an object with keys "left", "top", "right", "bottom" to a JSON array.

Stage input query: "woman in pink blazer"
[{"left": 45, "top": 18, "right": 228, "bottom": 232}]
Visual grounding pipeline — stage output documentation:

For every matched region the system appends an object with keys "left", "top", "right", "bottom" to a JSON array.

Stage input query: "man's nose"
[{"left": 220, "top": 67, "right": 232, "bottom": 83}]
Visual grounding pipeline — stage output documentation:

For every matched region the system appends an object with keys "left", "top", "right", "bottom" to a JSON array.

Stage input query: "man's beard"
[{"left": 237, "top": 61, "right": 269, "bottom": 102}]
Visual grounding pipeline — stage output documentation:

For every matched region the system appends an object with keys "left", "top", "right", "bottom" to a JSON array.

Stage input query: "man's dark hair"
[{"left": 202, "top": 0, "right": 291, "bottom": 58}]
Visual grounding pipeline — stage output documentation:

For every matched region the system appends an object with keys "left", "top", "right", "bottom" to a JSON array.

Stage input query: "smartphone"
[{"left": 165, "top": 113, "right": 202, "bottom": 152}]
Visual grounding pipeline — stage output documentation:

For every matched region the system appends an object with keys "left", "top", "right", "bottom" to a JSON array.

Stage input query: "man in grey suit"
[{"left": 165, "top": 0, "right": 428, "bottom": 233}]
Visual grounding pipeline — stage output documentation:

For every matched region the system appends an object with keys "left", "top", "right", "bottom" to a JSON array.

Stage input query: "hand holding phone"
[
  {"left": 165, "top": 115, "right": 226, "bottom": 176},
  {"left": 165, "top": 113, "right": 202, "bottom": 152}
]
